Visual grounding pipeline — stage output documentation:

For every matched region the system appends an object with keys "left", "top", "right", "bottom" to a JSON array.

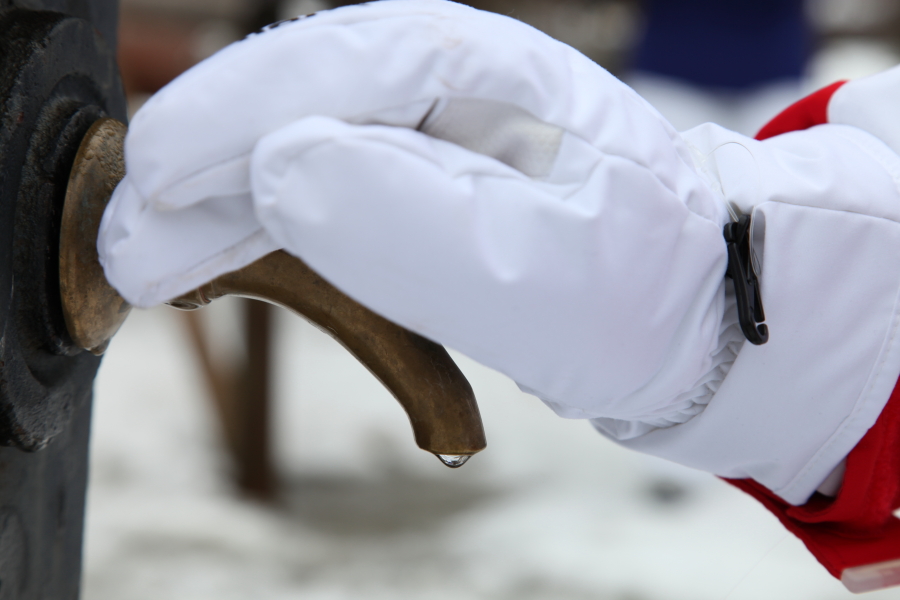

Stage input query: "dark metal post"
[{"left": 0, "top": 1, "right": 125, "bottom": 597}]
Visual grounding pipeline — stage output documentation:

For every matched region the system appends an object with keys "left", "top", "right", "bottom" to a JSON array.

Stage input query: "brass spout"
[
  {"left": 60, "top": 118, "right": 486, "bottom": 459},
  {"left": 169, "top": 251, "right": 486, "bottom": 457}
]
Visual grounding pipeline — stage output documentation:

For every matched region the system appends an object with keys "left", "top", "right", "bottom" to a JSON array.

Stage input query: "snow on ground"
[{"left": 83, "top": 304, "right": 900, "bottom": 600}]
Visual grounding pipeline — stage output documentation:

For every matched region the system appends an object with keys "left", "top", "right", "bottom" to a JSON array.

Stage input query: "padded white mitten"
[
  {"left": 100, "top": 0, "right": 732, "bottom": 429},
  {"left": 99, "top": 0, "right": 900, "bottom": 505}
]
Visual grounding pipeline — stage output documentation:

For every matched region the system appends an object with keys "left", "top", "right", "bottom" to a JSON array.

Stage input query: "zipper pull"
[{"left": 724, "top": 209, "right": 768, "bottom": 345}]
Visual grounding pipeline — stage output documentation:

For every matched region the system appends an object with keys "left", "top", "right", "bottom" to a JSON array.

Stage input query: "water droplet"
[{"left": 436, "top": 454, "right": 470, "bottom": 468}]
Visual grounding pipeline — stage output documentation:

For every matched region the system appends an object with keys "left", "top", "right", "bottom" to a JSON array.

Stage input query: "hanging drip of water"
[{"left": 436, "top": 454, "right": 471, "bottom": 468}]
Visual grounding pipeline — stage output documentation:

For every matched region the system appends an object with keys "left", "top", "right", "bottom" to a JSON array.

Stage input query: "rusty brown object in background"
[
  {"left": 183, "top": 301, "right": 275, "bottom": 498},
  {"left": 60, "top": 117, "right": 486, "bottom": 467},
  {"left": 118, "top": 10, "right": 200, "bottom": 95}
]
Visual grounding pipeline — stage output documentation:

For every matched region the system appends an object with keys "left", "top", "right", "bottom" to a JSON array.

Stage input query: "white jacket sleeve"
[{"left": 97, "top": 0, "right": 900, "bottom": 506}]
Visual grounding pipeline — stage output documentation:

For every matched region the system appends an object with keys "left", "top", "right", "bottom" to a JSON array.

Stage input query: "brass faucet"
[{"left": 59, "top": 118, "right": 486, "bottom": 465}]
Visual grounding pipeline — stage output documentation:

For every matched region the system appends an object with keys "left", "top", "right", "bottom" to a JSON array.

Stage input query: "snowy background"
[{"left": 83, "top": 300, "right": 900, "bottom": 600}]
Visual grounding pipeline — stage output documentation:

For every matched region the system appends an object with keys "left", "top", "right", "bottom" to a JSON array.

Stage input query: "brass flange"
[
  {"left": 59, "top": 117, "right": 486, "bottom": 461},
  {"left": 59, "top": 117, "right": 131, "bottom": 355}
]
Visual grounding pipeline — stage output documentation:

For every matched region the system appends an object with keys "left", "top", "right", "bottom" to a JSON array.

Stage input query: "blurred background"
[{"left": 86, "top": 1, "right": 900, "bottom": 599}]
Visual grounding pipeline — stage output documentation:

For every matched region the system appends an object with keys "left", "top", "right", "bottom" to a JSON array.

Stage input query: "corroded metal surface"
[{"left": 60, "top": 118, "right": 131, "bottom": 355}]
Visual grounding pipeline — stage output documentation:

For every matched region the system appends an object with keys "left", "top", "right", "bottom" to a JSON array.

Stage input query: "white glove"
[
  {"left": 99, "top": 0, "right": 900, "bottom": 505},
  {"left": 101, "top": 0, "right": 731, "bottom": 427}
]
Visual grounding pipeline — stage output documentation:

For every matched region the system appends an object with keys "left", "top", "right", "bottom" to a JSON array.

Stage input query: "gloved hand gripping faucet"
[{"left": 97, "top": 0, "right": 900, "bottom": 591}]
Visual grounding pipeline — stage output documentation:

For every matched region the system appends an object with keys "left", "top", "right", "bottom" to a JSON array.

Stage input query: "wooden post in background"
[{"left": 182, "top": 300, "right": 275, "bottom": 499}]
